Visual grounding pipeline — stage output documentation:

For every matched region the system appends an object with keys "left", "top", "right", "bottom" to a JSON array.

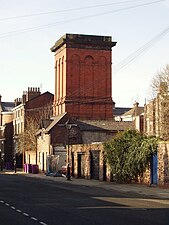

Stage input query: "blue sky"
[{"left": 0, "top": 0, "right": 168, "bottom": 107}]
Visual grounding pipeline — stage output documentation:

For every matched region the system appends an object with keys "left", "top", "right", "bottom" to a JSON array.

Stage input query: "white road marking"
[
  {"left": 1, "top": 200, "right": 48, "bottom": 225},
  {"left": 31, "top": 217, "right": 38, "bottom": 221},
  {"left": 16, "top": 209, "right": 22, "bottom": 213},
  {"left": 23, "top": 212, "right": 29, "bottom": 217},
  {"left": 39, "top": 222, "right": 48, "bottom": 225}
]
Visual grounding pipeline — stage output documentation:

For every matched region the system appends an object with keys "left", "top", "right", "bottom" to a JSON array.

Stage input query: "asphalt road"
[{"left": 0, "top": 173, "right": 169, "bottom": 225}]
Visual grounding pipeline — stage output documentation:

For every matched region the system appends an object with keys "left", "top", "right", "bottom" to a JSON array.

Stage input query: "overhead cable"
[
  {"left": 113, "top": 25, "right": 169, "bottom": 74},
  {"left": 0, "top": 0, "right": 166, "bottom": 39},
  {"left": 0, "top": 0, "right": 163, "bottom": 22}
]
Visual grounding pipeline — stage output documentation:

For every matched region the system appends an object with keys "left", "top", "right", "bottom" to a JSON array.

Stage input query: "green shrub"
[{"left": 104, "top": 130, "right": 158, "bottom": 183}]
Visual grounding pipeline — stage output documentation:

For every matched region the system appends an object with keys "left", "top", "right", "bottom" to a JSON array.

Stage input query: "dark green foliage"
[{"left": 104, "top": 130, "right": 158, "bottom": 183}]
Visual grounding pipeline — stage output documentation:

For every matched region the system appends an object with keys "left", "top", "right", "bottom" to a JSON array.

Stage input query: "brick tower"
[{"left": 51, "top": 33, "right": 116, "bottom": 120}]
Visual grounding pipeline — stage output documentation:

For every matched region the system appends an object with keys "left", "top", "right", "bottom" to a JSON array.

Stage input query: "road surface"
[{"left": 0, "top": 173, "right": 169, "bottom": 225}]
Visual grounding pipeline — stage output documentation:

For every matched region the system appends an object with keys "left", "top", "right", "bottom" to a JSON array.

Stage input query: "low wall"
[
  {"left": 68, "top": 141, "right": 169, "bottom": 186},
  {"left": 70, "top": 143, "right": 106, "bottom": 181},
  {"left": 158, "top": 141, "right": 169, "bottom": 186}
]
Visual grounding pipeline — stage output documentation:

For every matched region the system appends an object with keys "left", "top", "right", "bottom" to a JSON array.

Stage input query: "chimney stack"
[{"left": 26, "top": 87, "right": 41, "bottom": 101}]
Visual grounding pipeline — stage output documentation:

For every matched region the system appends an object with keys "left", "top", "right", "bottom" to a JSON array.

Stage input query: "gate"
[{"left": 150, "top": 153, "right": 158, "bottom": 184}]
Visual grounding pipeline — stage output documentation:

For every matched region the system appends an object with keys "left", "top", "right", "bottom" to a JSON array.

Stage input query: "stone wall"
[
  {"left": 69, "top": 142, "right": 169, "bottom": 186},
  {"left": 70, "top": 143, "right": 105, "bottom": 181},
  {"left": 136, "top": 142, "right": 169, "bottom": 186},
  {"left": 137, "top": 167, "right": 151, "bottom": 185},
  {"left": 158, "top": 141, "right": 169, "bottom": 185}
]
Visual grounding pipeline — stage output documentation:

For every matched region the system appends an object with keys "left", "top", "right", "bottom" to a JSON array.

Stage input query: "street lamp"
[
  {"left": 59, "top": 120, "right": 77, "bottom": 180},
  {"left": 14, "top": 155, "right": 17, "bottom": 173},
  {"left": 65, "top": 122, "right": 77, "bottom": 180},
  {"left": 0, "top": 149, "right": 3, "bottom": 171},
  {"left": 13, "top": 140, "right": 17, "bottom": 173},
  {"left": 66, "top": 123, "right": 72, "bottom": 181}
]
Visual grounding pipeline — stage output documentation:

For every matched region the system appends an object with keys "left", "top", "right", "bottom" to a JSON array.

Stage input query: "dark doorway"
[
  {"left": 103, "top": 160, "right": 107, "bottom": 181},
  {"left": 77, "top": 153, "right": 85, "bottom": 178},
  {"left": 16, "top": 153, "right": 23, "bottom": 168},
  {"left": 90, "top": 150, "right": 100, "bottom": 180}
]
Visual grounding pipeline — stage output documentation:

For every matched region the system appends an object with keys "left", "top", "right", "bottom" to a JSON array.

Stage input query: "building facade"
[
  {"left": 0, "top": 95, "right": 14, "bottom": 168},
  {"left": 144, "top": 82, "right": 169, "bottom": 139},
  {"left": 143, "top": 82, "right": 169, "bottom": 186},
  {"left": 36, "top": 112, "right": 135, "bottom": 173},
  {"left": 12, "top": 87, "right": 54, "bottom": 167},
  {"left": 51, "top": 33, "right": 117, "bottom": 120},
  {"left": 114, "top": 102, "right": 144, "bottom": 132}
]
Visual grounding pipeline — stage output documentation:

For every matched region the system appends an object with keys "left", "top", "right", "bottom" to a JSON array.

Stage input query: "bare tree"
[
  {"left": 17, "top": 117, "right": 38, "bottom": 154},
  {"left": 149, "top": 64, "right": 169, "bottom": 100},
  {"left": 147, "top": 64, "right": 169, "bottom": 140},
  {"left": 17, "top": 101, "right": 53, "bottom": 164}
]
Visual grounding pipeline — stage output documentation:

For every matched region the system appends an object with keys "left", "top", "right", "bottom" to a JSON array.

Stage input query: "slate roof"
[
  {"left": 40, "top": 119, "right": 53, "bottom": 129},
  {"left": 45, "top": 112, "right": 67, "bottom": 132},
  {"left": 1, "top": 102, "right": 15, "bottom": 112},
  {"left": 37, "top": 112, "right": 135, "bottom": 136},
  {"left": 36, "top": 112, "right": 67, "bottom": 135},
  {"left": 113, "top": 107, "right": 132, "bottom": 116},
  {"left": 76, "top": 120, "right": 135, "bottom": 131}
]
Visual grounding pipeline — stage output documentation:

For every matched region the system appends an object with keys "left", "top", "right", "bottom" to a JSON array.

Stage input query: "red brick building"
[
  {"left": 12, "top": 87, "right": 54, "bottom": 167},
  {"left": 51, "top": 33, "right": 116, "bottom": 120}
]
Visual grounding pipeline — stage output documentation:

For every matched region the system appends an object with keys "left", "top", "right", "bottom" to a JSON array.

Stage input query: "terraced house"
[{"left": 0, "top": 95, "right": 14, "bottom": 169}]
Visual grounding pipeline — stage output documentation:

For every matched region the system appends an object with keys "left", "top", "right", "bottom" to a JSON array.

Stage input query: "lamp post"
[
  {"left": 59, "top": 120, "right": 77, "bottom": 180},
  {"left": 66, "top": 124, "right": 72, "bottom": 181},
  {"left": 14, "top": 155, "right": 17, "bottom": 173},
  {"left": 66, "top": 122, "right": 78, "bottom": 180},
  {"left": 0, "top": 149, "right": 2, "bottom": 171},
  {"left": 13, "top": 140, "right": 17, "bottom": 173}
]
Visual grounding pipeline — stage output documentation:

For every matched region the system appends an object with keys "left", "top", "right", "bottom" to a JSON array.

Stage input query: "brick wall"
[
  {"left": 25, "top": 92, "right": 54, "bottom": 120},
  {"left": 52, "top": 33, "right": 116, "bottom": 120}
]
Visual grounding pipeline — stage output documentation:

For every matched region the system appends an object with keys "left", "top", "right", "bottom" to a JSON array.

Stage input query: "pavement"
[{"left": 1, "top": 169, "right": 169, "bottom": 199}]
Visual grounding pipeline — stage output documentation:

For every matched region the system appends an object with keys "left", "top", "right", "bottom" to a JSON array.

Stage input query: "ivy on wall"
[{"left": 104, "top": 130, "right": 158, "bottom": 183}]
